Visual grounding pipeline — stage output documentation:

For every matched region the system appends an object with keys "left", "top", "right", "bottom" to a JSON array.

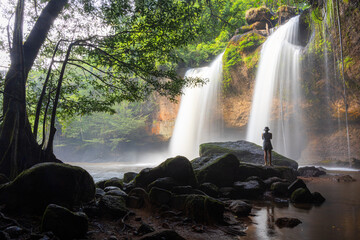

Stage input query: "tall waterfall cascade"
[
  {"left": 246, "top": 16, "right": 305, "bottom": 160},
  {"left": 169, "top": 53, "right": 224, "bottom": 160}
]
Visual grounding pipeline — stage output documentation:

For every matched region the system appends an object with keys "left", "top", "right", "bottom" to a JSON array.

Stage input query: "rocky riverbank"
[{"left": 0, "top": 141, "right": 337, "bottom": 240}]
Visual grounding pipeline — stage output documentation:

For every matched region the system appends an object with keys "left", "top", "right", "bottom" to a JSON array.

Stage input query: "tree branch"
[
  {"left": 23, "top": 0, "right": 68, "bottom": 76},
  {"left": 33, "top": 39, "right": 63, "bottom": 140}
]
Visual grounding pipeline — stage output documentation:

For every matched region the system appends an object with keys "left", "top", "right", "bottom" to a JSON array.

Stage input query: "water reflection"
[
  {"left": 245, "top": 171, "right": 360, "bottom": 240},
  {"left": 266, "top": 206, "right": 275, "bottom": 236}
]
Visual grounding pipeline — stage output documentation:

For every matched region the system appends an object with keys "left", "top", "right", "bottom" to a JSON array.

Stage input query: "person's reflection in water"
[{"left": 266, "top": 205, "right": 276, "bottom": 236}]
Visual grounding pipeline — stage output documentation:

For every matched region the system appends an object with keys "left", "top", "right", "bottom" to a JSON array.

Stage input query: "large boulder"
[
  {"left": 127, "top": 188, "right": 149, "bottom": 209},
  {"left": 288, "top": 179, "right": 307, "bottom": 195},
  {"left": 233, "top": 180, "right": 266, "bottom": 199},
  {"left": 245, "top": 6, "right": 274, "bottom": 25},
  {"left": 290, "top": 188, "right": 313, "bottom": 203},
  {"left": 98, "top": 195, "right": 128, "bottom": 218},
  {"left": 275, "top": 217, "right": 302, "bottom": 228},
  {"left": 133, "top": 156, "right": 197, "bottom": 188},
  {"left": 149, "top": 187, "right": 172, "bottom": 206},
  {"left": 194, "top": 154, "right": 239, "bottom": 187},
  {"left": 41, "top": 204, "right": 88, "bottom": 240},
  {"left": 271, "top": 182, "right": 291, "bottom": 197},
  {"left": 123, "top": 172, "right": 138, "bottom": 183},
  {"left": 228, "top": 200, "right": 252, "bottom": 216},
  {"left": 298, "top": 166, "right": 326, "bottom": 177},
  {"left": 276, "top": 5, "right": 299, "bottom": 24},
  {"left": 199, "top": 183, "right": 219, "bottom": 198},
  {"left": 183, "top": 195, "right": 224, "bottom": 223},
  {"left": 0, "top": 163, "right": 95, "bottom": 213},
  {"left": 197, "top": 141, "right": 298, "bottom": 169},
  {"left": 237, "top": 164, "right": 298, "bottom": 182},
  {"left": 170, "top": 194, "right": 224, "bottom": 223},
  {"left": 148, "top": 177, "right": 180, "bottom": 191}
]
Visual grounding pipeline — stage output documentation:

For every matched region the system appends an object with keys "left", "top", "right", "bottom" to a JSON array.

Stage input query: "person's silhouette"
[{"left": 262, "top": 127, "right": 273, "bottom": 166}]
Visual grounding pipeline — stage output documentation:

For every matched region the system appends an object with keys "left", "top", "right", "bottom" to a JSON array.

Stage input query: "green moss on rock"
[
  {"left": 0, "top": 163, "right": 95, "bottom": 213},
  {"left": 290, "top": 188, "right": 313, "bottom": 203},
  {"left": 134, "top": 156, "right": 197, "bottom": 188},
  {"left": 198, "top": 140, "right": 298, "bottom": 169},
  {"left": 223, "top": 33, "right": 264, "bottom": 90},
  {"left": 195, "top": 154, "right": 239, "bottom": 187},
  {"left": 41, "top": 204, "right": 88, "bottom": 240},
  {"left": 245, "top": 6, "right": 273, "bottom": 25},
  {"left": 184, "top": 195, "right": 224, "bottom": 223}
]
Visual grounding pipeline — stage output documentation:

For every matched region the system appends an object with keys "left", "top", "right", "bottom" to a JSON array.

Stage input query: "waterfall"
[
  {"left": 246, "top": 16, "right": 305, "bottom": 160},
  {"left": 169, "top": 53, "right": 224, "bottom": 159}
]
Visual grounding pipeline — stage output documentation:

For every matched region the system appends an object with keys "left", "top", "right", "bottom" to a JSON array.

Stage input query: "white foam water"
[
  {"left": 169, "top": 53, "right": 224, "bottom": 159},
  {"left": 246, "top": 16, "right": 305, "bottom": 160}
]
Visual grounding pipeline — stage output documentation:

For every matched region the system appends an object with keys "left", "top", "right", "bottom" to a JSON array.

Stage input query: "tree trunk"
[{"left": 0, "top": 0, "right": 67, "bottom": 179}]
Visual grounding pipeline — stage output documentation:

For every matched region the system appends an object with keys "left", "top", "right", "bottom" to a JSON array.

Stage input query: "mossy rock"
[
  {"left": 276, "top": 5, "right": 299, "bottom": 24},
  {"left": 149, "top": 187, "right": 172, "bottom": 206},
  {"left": 41, "top": 204, "right": 88, "bottom": 240},
  {"left": 229, "top": 200, "right": 252, "bottom": 216},
  {"left": 199, "top": 183, "right": 219, "bottom": 198},
  {"left": 239, "top": 25, "right": 253, "bottom": 34},
  {"left": 123, "top": 172, "right": 138, "bottom": 183},
  {"left": 0, "top": 163, "right": 95, "bottom": 213},
  {"left": 103, "top": 177, "right": 123, "bottom": 189},
  {"left": 198, "top": 140, "right": 298, "bottom": 169},
  {"left": 195, "top": 154, "right": 239, "bottom": 187},
  {"left": 237, "top": 163, "right": 297, "bottom": 182},
  {"left": 184, "top": 195, "right": 224, "bottom": 223},
  {"left": 271, "top": 182, "right": 291, "bottom": 197},
  {"left": 290, "top": 188, "right": 313, "bottom": 203},
  {"left": 99, "top": 195, "right": 128, "bottom": 218},
  {"left": 233, "top": 180, "right": 266, "bottom": 199},
  {"left": 148, "top": 177, "right": 180, "bottom": 191},
  {"left": 245, "top": 6, "right": 273, "bottom": 25},
  {"left": 133, "top": 156, "right": 197, "bottom": 188}
]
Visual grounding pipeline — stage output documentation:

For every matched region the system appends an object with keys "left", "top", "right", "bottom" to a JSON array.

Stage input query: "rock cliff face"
[
  {"left": 146, "top": 94, "right": 180, "bottom": 141},
  {"left": 299, "top": 0, "right": 360, "bottom": 161},
  {"left": 221, "top": 32, "right": 264, "bottom": 128}
]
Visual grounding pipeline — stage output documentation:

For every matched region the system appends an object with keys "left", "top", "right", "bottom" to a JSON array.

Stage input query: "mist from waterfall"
[
  {"left": 169, "top": 53, "right": 224, "bottom": 160},
  {"left": 246, "top": 16, "right": 305, "bottom": 160}
]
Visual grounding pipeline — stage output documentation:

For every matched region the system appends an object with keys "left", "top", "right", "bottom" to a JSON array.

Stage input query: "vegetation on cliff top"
[{"left": 222, "top": 33, "right": 265, "bottom": 91}]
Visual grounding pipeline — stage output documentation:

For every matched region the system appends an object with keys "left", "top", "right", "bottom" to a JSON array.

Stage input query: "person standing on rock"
[{"left": 262, "top": 127, "right": 273, "bottom": 166}]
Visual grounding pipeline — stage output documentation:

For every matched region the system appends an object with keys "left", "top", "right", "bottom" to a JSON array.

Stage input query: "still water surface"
[
  {"left": 246, "top": 170, "right": 360, "bottom": 240},
  {"left": 69, "top": 162, "right": 360, "bottom": 240}
]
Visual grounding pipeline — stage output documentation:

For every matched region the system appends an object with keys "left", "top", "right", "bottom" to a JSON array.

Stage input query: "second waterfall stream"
[
  {"left": 169, "top": 53, "right": 224, "bottom": 160},
  {"left": 246, "top": 15, "right": 305, "bottom": 160}
]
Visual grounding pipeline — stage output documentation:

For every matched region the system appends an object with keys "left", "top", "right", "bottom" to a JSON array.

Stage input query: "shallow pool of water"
[{"left": 245, "top": 170, "right": 360, "bottom": 240}]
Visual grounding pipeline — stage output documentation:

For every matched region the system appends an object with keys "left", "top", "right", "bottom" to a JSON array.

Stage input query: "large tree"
[{"left": 0, "top": 0, "right": 202, "bottom": 179}]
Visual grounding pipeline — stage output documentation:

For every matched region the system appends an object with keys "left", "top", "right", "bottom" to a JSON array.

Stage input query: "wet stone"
[
  {"left": 137, "top": 223, "right": 155, "bottom": 235},
  {"left": 4, "top": 226, "right": 26, "bottom": 238},
  {"left": 104, "top": 186, "right": 121, "bottom": 192},
  {"left": 95, "top": 188, "right": 106, "bottom": 198},
  {"left": 275, "top": 217, "right": 302, "bottom": 228},
  {"left": 105, "top": 189, "right": 128, "bottom": 198}
]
